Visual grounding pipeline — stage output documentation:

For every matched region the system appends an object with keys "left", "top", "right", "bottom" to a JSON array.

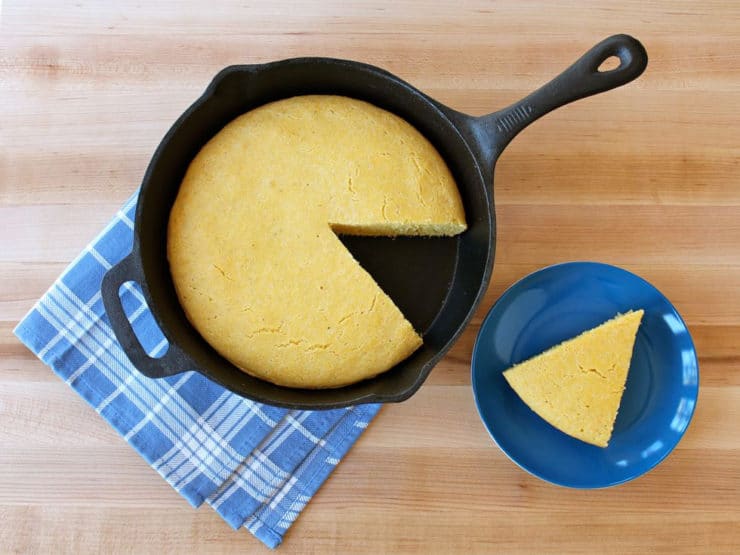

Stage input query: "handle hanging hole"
[{"left": 598, "top": 55, "right": 622, "bottom": 72}]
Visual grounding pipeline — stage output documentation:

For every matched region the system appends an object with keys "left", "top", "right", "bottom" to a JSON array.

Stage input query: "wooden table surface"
[{"left": 2, "top": 1, "right": 739, "bottom": 553}]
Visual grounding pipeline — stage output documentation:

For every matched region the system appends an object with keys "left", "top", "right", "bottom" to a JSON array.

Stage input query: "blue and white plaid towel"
[{"left": 14, "top": 192, "right": 381, "bottom": 549}]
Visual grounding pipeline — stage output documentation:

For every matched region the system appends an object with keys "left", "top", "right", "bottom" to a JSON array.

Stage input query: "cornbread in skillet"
[
  {"left": 167, "top": 95, "right": 466, "bottom": 389},
  {"left": 502, "top": 310, "right": 644, "bottom": 447}
]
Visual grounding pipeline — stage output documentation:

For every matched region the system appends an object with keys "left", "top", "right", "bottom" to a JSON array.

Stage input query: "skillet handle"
[
  {"left": 482, "top": 34, "right": 647, "bottom": 153},
  {"left": 102, "top": 254, "right": 193, "bottom": 379}
]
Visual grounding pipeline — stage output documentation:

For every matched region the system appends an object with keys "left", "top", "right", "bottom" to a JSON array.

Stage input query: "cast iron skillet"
[{"left": 102, "top": 34, "right": 647, "bottom": 409}]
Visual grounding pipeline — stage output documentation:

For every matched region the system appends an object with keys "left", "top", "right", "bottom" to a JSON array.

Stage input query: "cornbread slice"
[
  {"left": 168, "top": 95, "right": 466, "bottom": 389},
  {"left": 503, "top": 310, "right": 644, "bottom": 447}
]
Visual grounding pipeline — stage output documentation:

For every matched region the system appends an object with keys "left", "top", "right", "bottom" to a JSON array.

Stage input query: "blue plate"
[{"left": 471, "top": 262, "right": 699, "bottom": 488}]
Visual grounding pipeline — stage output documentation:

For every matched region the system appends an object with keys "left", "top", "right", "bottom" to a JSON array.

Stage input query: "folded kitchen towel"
[{"left": 14, "top": 192, "right": 381, "bottom": 549}]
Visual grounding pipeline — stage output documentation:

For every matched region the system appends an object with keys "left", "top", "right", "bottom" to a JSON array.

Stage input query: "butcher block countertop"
[{"left": 1, "top": 1, "right": 739, "bottom": 553}]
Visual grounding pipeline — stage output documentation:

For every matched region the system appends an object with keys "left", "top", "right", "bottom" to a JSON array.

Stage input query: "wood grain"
[{"left": 1, "top": 1, "right": 739, "bottom": 553}]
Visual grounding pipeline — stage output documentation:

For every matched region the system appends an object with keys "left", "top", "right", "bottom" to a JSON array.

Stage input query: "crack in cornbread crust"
[
  {"left": 502, "top": 310, "right": 644, "bottom": 447},
  {"left": 167, "top": 95, "right": 466, "bottom": 388}
]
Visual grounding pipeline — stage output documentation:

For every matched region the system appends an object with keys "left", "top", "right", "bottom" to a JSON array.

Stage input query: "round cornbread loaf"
[{"left": 167, "top": 95, "right": 466, "bottom": 388}]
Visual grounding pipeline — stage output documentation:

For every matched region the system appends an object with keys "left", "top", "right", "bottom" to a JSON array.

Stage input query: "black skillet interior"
[{"left": 102, "top": 35, "right": 647, "bottom": 409}]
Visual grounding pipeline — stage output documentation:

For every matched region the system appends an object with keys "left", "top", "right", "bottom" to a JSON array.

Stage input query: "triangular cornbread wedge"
[{"left": 503, "top": 310, "right": 644, "bottom": 447}]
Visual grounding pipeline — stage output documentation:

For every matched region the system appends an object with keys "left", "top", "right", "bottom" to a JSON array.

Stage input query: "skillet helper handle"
[
  {"left": 486, "top": 34, "right": 648, "bottom": 152},
  {"left": 102, "top": 254, "right": 191, "bottom": 379}
]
